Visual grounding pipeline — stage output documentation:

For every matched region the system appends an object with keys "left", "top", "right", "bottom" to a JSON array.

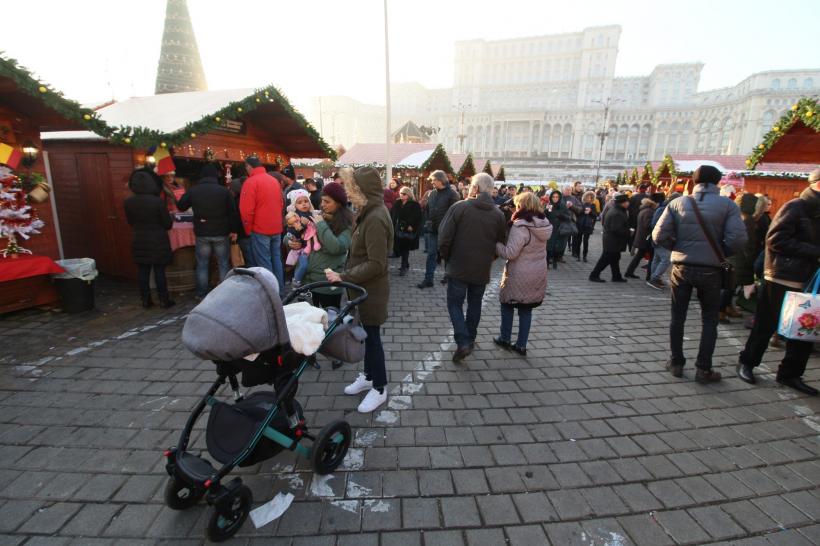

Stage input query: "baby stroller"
[{"left": 162, "top": 268, "right": 367, "bottom": 542}]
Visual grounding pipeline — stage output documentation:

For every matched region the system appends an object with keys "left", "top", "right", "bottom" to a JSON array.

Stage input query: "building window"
[
  {"left": 771, "top": 79, "right": 781, "bottom": 89},
  {"left": 804, "top": 78, "right": 814, "bottom": 89},
  {"left": 787, "top": 78, "right": 797, "bottom": 89}
]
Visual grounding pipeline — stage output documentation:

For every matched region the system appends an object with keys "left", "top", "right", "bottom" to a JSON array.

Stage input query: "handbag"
[
  {"left": 777, "top": 269, "right": 820, "bottom": 342},
  {"left": 230, "top": 241, "right": 244, "bottom": 267},
  {"left": 319, "top": 307, "right": 367, "bottom": 363},
  {"left": 688, "top": 197, "right": 734, "bottom": 289},
  {"left": 558, "top": 221, "right": 579, "bottom": 237}
]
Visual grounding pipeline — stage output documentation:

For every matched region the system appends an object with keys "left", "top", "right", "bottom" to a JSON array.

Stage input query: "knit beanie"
[
  {"left": 693, "top": 165, "right": 722, "bottom": 186},
  {"left": 322, "top": 182, "right": 347, "bottom": 206},
  {"left": 199, "top": 163, "right": 220, "bottom": 180}
]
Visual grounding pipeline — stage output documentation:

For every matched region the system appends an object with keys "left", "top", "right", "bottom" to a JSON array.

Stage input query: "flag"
[
  {"left": 154, "top": 146, "right": 176, "bottom": 175},
  {"left": 0, "top": 143, "right": 22, "bottom": 170}
]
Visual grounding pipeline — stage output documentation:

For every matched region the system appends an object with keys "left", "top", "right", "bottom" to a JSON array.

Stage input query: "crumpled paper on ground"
[{"left": 249, "top": 492, "right": 294, "bottom": 528}]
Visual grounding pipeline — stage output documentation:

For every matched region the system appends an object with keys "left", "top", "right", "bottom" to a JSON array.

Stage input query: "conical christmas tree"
[{"left": 155, "top": 0, "right": 208, "bottom": 94}]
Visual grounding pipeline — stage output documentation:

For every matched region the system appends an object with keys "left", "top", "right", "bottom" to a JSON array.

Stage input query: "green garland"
[
  {"left": 746, "top": 97, "right": 818, "bottom": 169},
  {"left": 629, "top": 168, "right": 640, "bottom": 184},
  {"left": 0, "top": 54, "right": 113, "bottom": 137},
  {"left": 110, "top": 85, "right": 335, "bottom": 159},
  {"left": 495, "top": 166, "right": 506, "bottom": 181},
  {"left": 419, "top": 143, "right": 455, "bottom": 174},
  {"left": 457, "top": 153, "right": 476, "bottom": 178},
  {"left": 641, "top": 161, "right": 654, "bottom": 182},
  {"left": 0, "top": 54, "right": 335, "bottom": 160},
  {"left": 653, "top": 154, "right": 677, "bottom": 184}
]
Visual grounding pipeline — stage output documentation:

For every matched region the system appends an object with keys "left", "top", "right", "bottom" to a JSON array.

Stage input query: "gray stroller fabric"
[
  {"left": 320, "top": 308, "right": 367, "bottom": 363},
  {"left": 182, "top": 267, "right": 290, "bottom": 361}
]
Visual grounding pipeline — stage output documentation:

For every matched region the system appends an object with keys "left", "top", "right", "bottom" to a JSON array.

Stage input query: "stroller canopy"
[{"left": 182, "top": 268, "right": 290, "bottom": 361}]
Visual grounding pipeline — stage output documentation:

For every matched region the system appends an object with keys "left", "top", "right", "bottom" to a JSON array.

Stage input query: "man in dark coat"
[
  {"left": 438, "top": 173, "right": 507, "bottom": 362},
  {"left": 589, "top": 193, "right": 630, "bottom": 283},
  {"left": 418, "top": 170, "right": 460, "bottom": 288},
  {"left": 737, "top": 170, "right": 820, "bottom": 395},
  {"left": 628, "top": 183, "right": 650, "bottom": 249},
  {"left": 124, "top": 168, "right": 174, "bottom": 308},
  {"left": 624, "top": 198, "right": 658, "bottom": 280},
  {"left": 177, "top": 163, "right": 238, "bottom": 298},
  {"left": 652, "top": 165, "right": 746, "bottom": 384}
]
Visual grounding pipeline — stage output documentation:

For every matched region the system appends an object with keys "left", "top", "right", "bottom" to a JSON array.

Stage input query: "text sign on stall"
[{"left": 214, "top": 119, "right": 246, "bottom": 135}]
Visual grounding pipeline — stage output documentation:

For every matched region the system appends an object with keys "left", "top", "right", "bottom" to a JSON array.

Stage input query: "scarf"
[{"left": 511, "top": 209, "right": 545, "bottom": 225}]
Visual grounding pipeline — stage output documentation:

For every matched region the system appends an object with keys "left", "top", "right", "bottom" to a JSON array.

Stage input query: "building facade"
[{"left": 395, "top": 26, "right": 819, "bottom": 164}]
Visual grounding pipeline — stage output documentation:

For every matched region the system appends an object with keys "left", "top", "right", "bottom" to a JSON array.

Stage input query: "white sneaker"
[
  {"left": 357, "top": 388, "right": 387, "bottom": 413},
  {"left": 344, "top": 373, "right": 373, "bottom": 395}
]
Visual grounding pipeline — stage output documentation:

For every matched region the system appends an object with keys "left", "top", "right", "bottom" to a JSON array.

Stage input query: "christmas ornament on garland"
[{"left": 0, "top": 167, "right": 44, "bottom": 257}]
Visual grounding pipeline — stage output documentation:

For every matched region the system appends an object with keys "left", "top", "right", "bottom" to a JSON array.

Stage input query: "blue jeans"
[
  {"left": 650, "top": 246, "right": 671, "bottom": 282},
  {"left": 447, "top": 278, "right": 486, "bottom": 348},
  {"left": 195, "top": 236, "right": 230, "bottom": 297},
  {"left": 250, "top": 232, "right": 284, "bottom": 293},
  {"left": 293, "top": 253, "right": 309, "bottom": 282},
  {"left": 499, "top": 303, "right": 533, "bottom": 349},
  {"left": 424, "top": 232, "right": 438, "bottom": 283},
  {"left": 238, "top": 237, "right": 254, "bottom": 268},
  {"left": 363, "top": 324, "right": 387, "bottom": 390}
]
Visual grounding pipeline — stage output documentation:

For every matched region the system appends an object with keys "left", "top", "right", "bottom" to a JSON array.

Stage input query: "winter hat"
[
  {"left": 614, "top": 194, "right": 629, "bottom": 204},
  {"left": 245, "top": 155, "right": 262, "bottom": 168},
  {"left": 287, "top": 188, "right": 310, "bottom": 205},
  {"left": 199, "top": 163, "right": 220, "bottom": 180},
  {"left": 322, "top": 182, "right": 348, "bottom": 206},
  {"left": 693, "top": 165, "right": 722, "bottom": 186},
  {"left": 650, "top": 192, "right": 665, "bottom": 204},
  {"left": 282, "top": 164, "right": 296, "bottom": 180}
]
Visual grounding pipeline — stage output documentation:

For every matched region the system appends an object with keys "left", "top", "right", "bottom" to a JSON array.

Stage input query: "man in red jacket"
[{"left": 240, "top": 156, "right": 285, "bottom": 292}]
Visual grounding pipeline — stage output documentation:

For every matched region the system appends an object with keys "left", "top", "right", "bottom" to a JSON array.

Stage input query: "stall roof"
[
  {"left": 649, "top": 154, "right": 811, "bottom": 174},
  {"left": 337, "top": 143, "right": 435, "bottom": 167},
  {"left": 0, "top": 55, "right": 107, "bottom": 133},
  {"left": 747, "top": 97, "right": 819, "bottom": 168},
  {"left": 41, "top": 86, "right": 334, "bottom": 159}
]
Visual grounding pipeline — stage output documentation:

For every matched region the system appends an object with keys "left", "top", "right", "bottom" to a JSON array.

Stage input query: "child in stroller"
[{"left": 162, "top": 267, "right": 367, "bottom": 542}]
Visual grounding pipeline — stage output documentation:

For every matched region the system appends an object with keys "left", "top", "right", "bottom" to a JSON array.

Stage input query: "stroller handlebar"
[{"left": 283, "top": 281, "right": 368, "bottom": 308}]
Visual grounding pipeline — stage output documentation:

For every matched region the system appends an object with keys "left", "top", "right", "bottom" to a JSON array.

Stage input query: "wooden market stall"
[
  {"left": 0, "top": 56, "right": 106, "bottom": 313},
  {"left": 42, "top": 86, "right": 334, "bottom": 285},
  {"left": 640, "top": 161, "right": 654, "bottom": 188},
  {"left": 453, "top": 153, "right": 476, "bottom": 180},
  {"left": 337, "top": 142, "right": 436, "bottom": 193},
  {"left": 653, "top": 154, "right": 677, "bottom": 192},
  {"left": 495, "top": 166, "right": 506, "bottom": 182},
  {"left": 418, "top": 144, "right": 456, "bottom": 197},
  {"left": 744, "top": 97, "right": 819, "bottom": 215}
]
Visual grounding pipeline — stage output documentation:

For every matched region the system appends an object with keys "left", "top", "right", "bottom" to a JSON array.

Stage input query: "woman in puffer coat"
[
  {"left": 545, "top": 189, "right": 572, "bottom": 269},
  {"left": 624, "top": 198, "right": 658, "bottom": 280},
  {"left": 123, "top": 167, "right": 174, "bottom": 309},
  {"left": 494, "top": 192, "right": 552, "bottom": 356}
]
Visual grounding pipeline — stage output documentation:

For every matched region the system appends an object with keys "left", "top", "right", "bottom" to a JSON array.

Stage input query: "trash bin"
[{"left": 53, "top": 258, "right": 98, "bottom": 313}]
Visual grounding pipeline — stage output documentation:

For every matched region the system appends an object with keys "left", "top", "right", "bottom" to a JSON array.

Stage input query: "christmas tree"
[{"left": 0, "top": 166, "right": 44, "bottom": 257}]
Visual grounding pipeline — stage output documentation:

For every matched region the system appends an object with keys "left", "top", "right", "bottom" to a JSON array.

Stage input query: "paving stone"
[
  {"left": 361, "top": 498, "right": 400, "bottom": 531},
  {"left": 465, "top": 528, "right": 506, "bottom": 546},
  {"left": 451, "top": 469, "right": 490, "bottom": 495},
  {"left": 401, "top": 497, "right": 440, "bottom": 528},
  {"left": 618, "top": 514, "right": 675, "bottom": 546},
  {"left": 654, "top": 509, "right": 710, "bottom": 544},
  {"left": 0, "top": 500, "right": 41, "bottom": 532},
  {"left": 720, "top": 500, "right": 779, "bottom": 534},
  {"left": 441, "top": 496, "right": 481, "bottom": 528},
  {"left": 475, "top": 494, "right": 520, "bottom": 525},
  {"left": 423, "top": 530, "right": 466, "bottom": 546},
  {"left": 62, "top": 503, "right": 121, "bottom": 537},
  {"left": 19, "top": 502, "right": 82, "bottom": 535},
  {"left": 687, "top": 505, "right": 746, "bottom": 540}
]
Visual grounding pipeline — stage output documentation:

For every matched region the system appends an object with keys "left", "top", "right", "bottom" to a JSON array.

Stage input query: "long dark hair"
[{"left": 326, "top": 205, "right": 354, "bottom": 236}]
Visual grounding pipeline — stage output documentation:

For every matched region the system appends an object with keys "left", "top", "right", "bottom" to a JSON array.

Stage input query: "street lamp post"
[
  {"left": 383, "top": 0, "right": 392, "bottom": 186},
  {"left": 456, "top": 102, "right": 473, "bottom": 154},
  {"left": 591, "top": 97, "right": 623, "bottom": 186}
]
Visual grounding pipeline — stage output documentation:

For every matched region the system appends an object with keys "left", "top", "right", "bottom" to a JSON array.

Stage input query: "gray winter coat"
[
  {"left": 652, "top": 183, "right": 747, "bottom": 268},
  {"left": 496, "top": 216, "right": 552, "bottom": 307},
  {"left": 438, "top": 193, "right": 507, "bottom": 285}
]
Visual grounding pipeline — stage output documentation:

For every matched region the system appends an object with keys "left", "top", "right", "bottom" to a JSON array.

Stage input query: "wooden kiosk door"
[{"left": 75, "top": 154, "right": 123, "bottom": 277}]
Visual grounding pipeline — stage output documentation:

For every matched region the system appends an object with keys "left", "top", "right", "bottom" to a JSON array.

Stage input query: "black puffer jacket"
[
  {"left": 177, "top": 177, "right": 238, "bottom": 237},
  {"left": 764, "top": 187, "right": 820, "bottom": 285},
  {"left": 632, "top": 200, "right": 658, "bottom": 251},
  {"left": 124, "top": 168, "right": 173, "bottom": 265},
  {"left": 424, "top": 184, "right": 460, "bottom": 234}
]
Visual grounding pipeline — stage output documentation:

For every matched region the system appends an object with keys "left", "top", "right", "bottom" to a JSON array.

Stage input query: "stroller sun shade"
[{"left": 182, "top": 268, "right": 290, "bottom": 361}]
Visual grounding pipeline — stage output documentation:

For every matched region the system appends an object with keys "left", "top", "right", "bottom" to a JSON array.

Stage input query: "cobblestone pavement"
[{"left": 1, "top": 235, "right": 819, "bottom": 546}]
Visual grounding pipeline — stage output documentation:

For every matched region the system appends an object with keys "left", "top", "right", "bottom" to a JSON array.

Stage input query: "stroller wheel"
[
  {"left": 311, "top": 420, "right": 352, "bottom": 475},
  {"left": 164, "top": 477, "right": 204, "bottom": 510},
  {"left": 206, "top": 484, "right": 252, "bottom": 543}
]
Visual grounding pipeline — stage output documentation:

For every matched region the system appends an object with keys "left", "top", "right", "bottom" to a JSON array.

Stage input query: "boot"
[
  {"left": 141, "top": 292, "right": 154, "bottom": 309},
  {"left": 552, "top": 258, "right": 558, "bottom": 270},
  {"left": 158, "top": 292, "right": 176, "bottom": 308},
  {"left": 582, "top": 255, "right": 588, "bottom": 263},
  {"left": 718, "top": 311, "right": 730, "bottom": 324},
  {"left": 726, "top": 306, "right": 742, "bottom": 318}
]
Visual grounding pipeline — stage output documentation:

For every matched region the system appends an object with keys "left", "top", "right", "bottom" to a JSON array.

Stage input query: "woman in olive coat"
[{"left": 326, "top": 167, "right": 393, "bottom": 414}]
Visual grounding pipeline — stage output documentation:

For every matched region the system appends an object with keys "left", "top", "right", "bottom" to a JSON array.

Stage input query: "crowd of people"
[{"left": 124, "top": 159, "right": 820, "bottom": 414}]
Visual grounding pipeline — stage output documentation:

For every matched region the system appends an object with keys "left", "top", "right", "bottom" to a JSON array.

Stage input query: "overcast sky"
[{"left": 3, "top": 0, "right": 819, "bottom": 115}]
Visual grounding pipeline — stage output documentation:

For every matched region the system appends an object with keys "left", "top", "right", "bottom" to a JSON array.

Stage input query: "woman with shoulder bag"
[
  {"left": 494, "top": 192, "right": 552, "bottom": 355},
  {"left": 391, "top": 186, "right": 423, "bottom": 276}
]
